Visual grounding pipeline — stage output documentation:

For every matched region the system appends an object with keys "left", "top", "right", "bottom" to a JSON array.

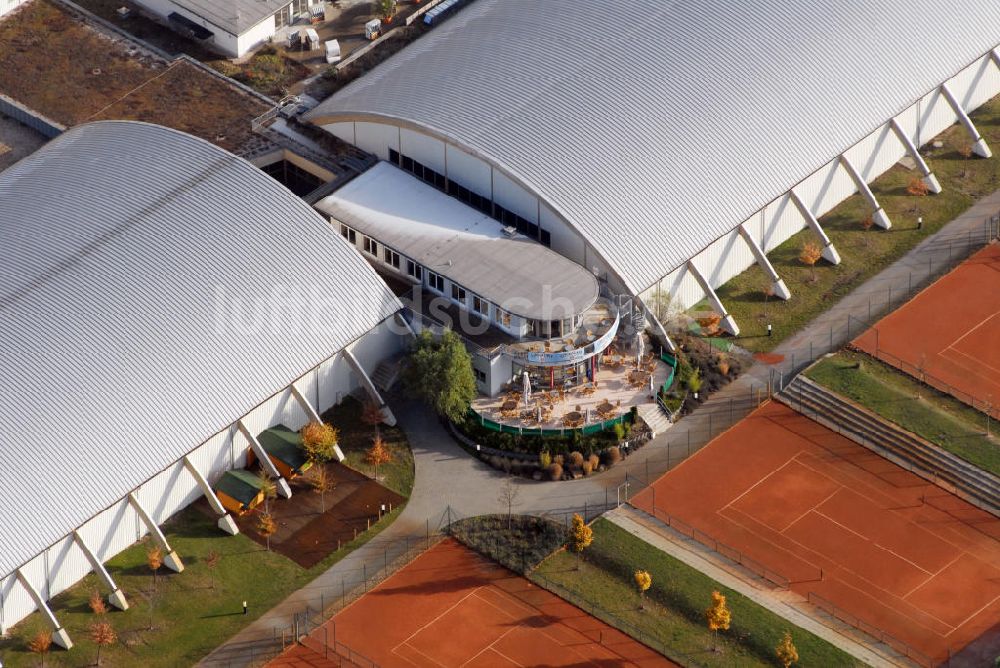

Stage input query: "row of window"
[
  {"left": 341, "top": 223, "right": 513, "bottom": 329},
  {"left": 388, "top": 149, "right": 551, "bottom": 247}
]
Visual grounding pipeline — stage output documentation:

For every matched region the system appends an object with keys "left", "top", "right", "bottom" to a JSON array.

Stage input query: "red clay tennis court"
[
  {"left": 631, "top": 402, "right": 1000, "bottom": 665},
  {"left": 269, "top": 538, "right": 676, "bottom": 667},
  {"left": 853, "top": 242, "right": 1000, "bottom": 416}
]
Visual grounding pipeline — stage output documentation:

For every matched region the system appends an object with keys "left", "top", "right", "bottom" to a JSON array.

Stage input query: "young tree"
[
  {"left": 257, "top": 512, "right": 277, "bottom": 552},
  {"left": 799, "top": 241, "right": 822, "bottom": 282},
  {"left": 361, "top": 400, "right": 384, "bottom": 439},
  {"left": 958, "top": 141, "right": 973, "bottom": 178},
  {"left": 147, "top": 546, "right": 162, "bottom": 592},
  {"left": 569, "top": 513, "right": 593, "bottom": 567},
  {"left": 404, "top": 329, "right": 477, "bottom": 423},
  {"left": 365, "top": 435, "right": 393, "bottom": 481},
  {"left": 89, "top": 589, "right": 107, "bottom": 616},
  {"left": 308, "top": 465, "right": 335, "bottom": 512},
  {"left": 706, "top": 590, "right": 732, "bottom": 650},
  {"left": 776, "top": 631, "right": 799, "bottom": 668},
  {"left": 28, "top": 631, "right": 51, "bottom": 666},
  {"left": 90, "top": 621, "right": 116, "bottom": 666},
  {"left": 377, "top": 0, "right": 394, "bottom": 22},
  {"left": 696, "top": 314, "right": 722, "bottom": 336},
  {"left": 762, "top": 282, "right": 775, "bottom": 319},
  {"left": 906, "top": 177, "right": 929, "bottom": 197},
  {"left": 257, "top": 471, "right": 277, "bottom": 514},
  {"left": 496, "top": 477, "right": 520, "bottom": 530},
  {"left": 300, "top": 421, "right": 339, "bottom": 464},
  {"left": 860, "top": 214, "right": 875, "bottom": 247},
  {"left": 634, "top": 570, "right": 652, "bottom": 609},
  {"left": 204, "top": 550, "right": 221, "bottom": 590}
]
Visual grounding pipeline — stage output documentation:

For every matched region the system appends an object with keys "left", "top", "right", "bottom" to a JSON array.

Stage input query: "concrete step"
[
  {"left": 371, "top": 355, "right": 404, "bottom": 393},
  {"left": 636, "top": 403, "right": 671, "bottom": 438},
  {"left": 779, "top": 376, "right": 999, "bottom": 516}
]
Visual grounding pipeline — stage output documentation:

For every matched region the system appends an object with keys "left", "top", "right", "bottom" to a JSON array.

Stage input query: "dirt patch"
[
  {"left": 233, "top": 461, "right": 405, "bottom": 568},
  {"left": 753, "top": 352, "right": 785, "bottom": 365},
  {"left": 0, "top": 0, "right": 269, "bottom": 152}
]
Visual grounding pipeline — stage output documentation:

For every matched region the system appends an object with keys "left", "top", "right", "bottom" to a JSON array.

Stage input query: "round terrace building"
[
  {"left": 0, "top": 121, "right": 406, "bottom": 645},
  {"left": 304, "top": 0, "right": 1000, "bottom": 338}
]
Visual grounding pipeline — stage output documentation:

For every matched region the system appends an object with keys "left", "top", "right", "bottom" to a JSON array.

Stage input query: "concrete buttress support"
[
  {"left": 72, "top": 532, "right": 128, "bottom": 610},
  {"left": 685, "top": 261, "right": 739, "bottom": 336},
  {"left": 736, "top": 224, "right": 790, "bottom": 300},
  {"left": 127, "top": 494, "right": 184, "bottom": 572},
  {"left": 182, "top": 457, "right": 239, "bottom": 535},
  {"left": 237, "top": 420, "right": 292, "bottom": 498},
  {"left": 840, "top": 155, "right": 891, "bottom": 229},
  {"left": 290, "top": 385, "right": 345, "bottom": 462},
  {"left": 940, "top": 83, "right": 991, "bottom": 158},
  {"left": 787, "top": 191, "right": 841, "bottom": 265},
  {"left": 15, "top": 570, "right": 72, "bottom": 649},
  {"left": 888, "top": 119, "right": 941, "bottom": 193}
]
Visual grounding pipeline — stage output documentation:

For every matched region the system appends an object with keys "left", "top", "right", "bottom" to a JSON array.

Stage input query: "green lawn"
[
  {"left": 323, "top": 396, "right": 415, "bottom": 497},
  {"left": 806, "top": 350, "right": 1000, "bottom": 476},
  {"left": 714, "top": 96, "right": 1000, "bottom": 352},
  {"left": 0, "top": 504, "right": 404, "bottom": 667},
  {"left": 533, "top": 519, "right": 863, "bottom": 668}
]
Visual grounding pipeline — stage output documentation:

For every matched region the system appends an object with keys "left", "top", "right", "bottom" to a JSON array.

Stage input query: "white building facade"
[
  {"left": 305, "top": 0, "right": 1000, "bottom": 338},
  {"left": 0, "top": 121, "right": 406, "bottom": 643}
]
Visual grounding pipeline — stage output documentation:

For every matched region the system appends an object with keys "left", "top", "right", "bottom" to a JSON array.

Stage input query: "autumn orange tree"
[
  {"left": 28, "top": 631, "right": 51, "bottom": 666},
  {"left": 89, "top": 589, "right": 107, "bottom": 616},
  {"left": 257, "top": 512, "right": 277, "bottom": 551},
  {"left": 147, "top": 546, "right": 162, "bottom": 592},
  {"left": 361, "top": 400, "right": 384, "bottom": 438},
  {"left": 799, "top": 241, "right": 822, "bottom": 282},
  {"left": 90, "top": 621, "right": 116, "bottom": 666},
  {"left": 907, "top": 177, "right": 929, "bottom": 197},
  {"left": 205, "top": 550, "right": 221, "bottom": 590},
  {"left": 776, "top": 630, "right": 799, "bottom": 667},
  {"left": 301, "top": 421, "right": 339, "bottom": 464},
  {"left": 309, "top": 465, "right": 335, "bottom": 512},
  {"left": 705, "top": 590, "right": 732, "bottom": 650},
  {"left": 634, "top": 570, "right": 652, "bottom": 609},
  {"left": 365, "top": 435, "right": 393, "bottom": 481},
  {"left": 570, "top": 513, "right": 593, "bottom": 555},
  {"left": 257, "top": 471, "right": 277, "bottom": 514}
]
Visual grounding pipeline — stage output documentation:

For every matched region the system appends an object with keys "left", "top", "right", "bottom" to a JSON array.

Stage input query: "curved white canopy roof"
[
  {"left": 306, "top": 0, "right": 1000, "bottom": 293},
  {"left": 0, "top": 121, "right": 401, "bottom": 576}
]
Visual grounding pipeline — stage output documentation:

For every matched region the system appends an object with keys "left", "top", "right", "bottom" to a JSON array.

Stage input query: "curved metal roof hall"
[
  {"left": 0, "top": 121, "right": 401, "bottom": 576},
  {"left": 306, "top": 0, "right": 1000, "bottom": 294}
]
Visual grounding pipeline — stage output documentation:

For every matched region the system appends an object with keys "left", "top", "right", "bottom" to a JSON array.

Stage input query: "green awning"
[
  {"left": 215, "top": 469, "right": 264, "bottom": 506},
  {"left": 257, "top": 425, "right": 310, "bottom": 474}
]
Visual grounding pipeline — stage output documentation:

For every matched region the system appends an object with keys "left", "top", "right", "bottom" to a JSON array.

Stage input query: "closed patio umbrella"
[
  {"left": 636, "top": 334, "right": 644, "bottom": 369},
  {"left": 522, "top": 371, "right": 531, "bottom": 407}
]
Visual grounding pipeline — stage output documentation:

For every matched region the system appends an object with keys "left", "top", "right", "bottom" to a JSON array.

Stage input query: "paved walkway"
[
  {"left": 605, "top": 506, "right": 897, "bottom": 668},
  {"left": 201, "top": 189, "right": 1000, "bottom": 666}
]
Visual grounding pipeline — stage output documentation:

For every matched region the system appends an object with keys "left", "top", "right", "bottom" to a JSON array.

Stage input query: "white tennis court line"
[
  {"left": 459, "top": 628, "right": 518, "bottom": 668},
  {"left": 810, "top": 508, "right": 934, "bottom": 577},
  {"left": 719, "top": 457, "right": 798, "bottom": 511},
  {"left": 394, "top": 587, "right": 483, "bottom": 650},
  {"left": 939, "top": 344, "right": 1000, "bottom": 383},
  {"left": 779, "top": 487, "right": 842, "bottom": 533},
  {"left": 947, "top": 591, "right": 1000, "bottom": 635},
  {"left": 831, "top": 575, "right": 953, "bottom": 638},
  {"left": 902, "top": 554, "right": 963, "bottom": 600},
  {"left": 391, "top": 642, "right": 441, "bottom": 667}
]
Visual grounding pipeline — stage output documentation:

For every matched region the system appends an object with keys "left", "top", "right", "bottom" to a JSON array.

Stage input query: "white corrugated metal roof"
[
  {"left": 315, "top": 162, "right": 598, "bottom": 320},
  {"left": 0, "top": 121, "right": 401, "bottom": 577},
  {"left": 306, "top": 0, "right": 1000, "bottom": 293}
]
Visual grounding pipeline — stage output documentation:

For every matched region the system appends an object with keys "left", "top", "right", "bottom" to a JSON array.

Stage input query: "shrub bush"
[
  {"left": 568, "top": 451, "right": 584, "bottom": 467},
  {"left": 553, "top": 454, "right": 564, "bottom": 467},
  {"left": 488, "top": 455, "right": 502, "bottom": 469},
  {"left": 582, "top": 461, "right": 593, "bottom": 476},
  {"left": 604, "top": 446, "right": 621, "bottom": 466},
  {"left": 539, "top": 451, "right": 552, "bottom": 468},
  {"left": 613, "top": 422, "right": 625, "bottom": 441},
  {"left": 587, "top": 453, "right": 600, "bottom": 470},
  {"left": 548, "top": 463, "right": 563, "bottom": 481}
]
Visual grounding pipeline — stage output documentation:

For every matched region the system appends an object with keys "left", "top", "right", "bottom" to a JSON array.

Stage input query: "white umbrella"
[
  {"left": 522, "top": 371, "right": 531, "bottom": 407},
  {"left": 586, "top": 407, "right": 591, "bottom": 424},
  {"left": 636, "top": 334, "right": 644, "bottom": 369},
  {"left": 537, "top": 403, "right": 542, "bottom": 423}
]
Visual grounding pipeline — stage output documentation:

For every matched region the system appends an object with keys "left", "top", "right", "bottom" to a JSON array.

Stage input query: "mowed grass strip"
[
  {"left": 806, "top": 350, "right": 1000, "bottom": 476},
  {"left": 532, "top": 519, "right": 863, "bottom": 668},
  {"left": 0, "top": 504, "right": 404, "bottom": 667},
  {"left": 715, "top": 97, "right": 1000, "bottom": 352}
]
